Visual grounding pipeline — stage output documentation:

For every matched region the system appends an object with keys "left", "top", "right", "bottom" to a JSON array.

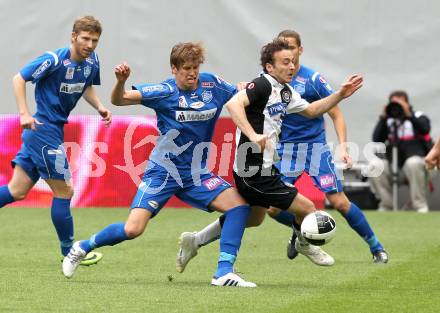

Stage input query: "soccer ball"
[{"left": 301, "top": 211, "right": 336, "bottom": 246}]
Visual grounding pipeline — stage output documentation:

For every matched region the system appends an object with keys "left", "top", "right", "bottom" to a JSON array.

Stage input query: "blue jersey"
[
  {"left": 19, "top": 47, "right": 101, "bottom": 124},
  {"left": 133, "top": 72, "right": 236, "bottom": 178},
  {"left": 280, "top": 65, "right": 333, "bottom": 143}
]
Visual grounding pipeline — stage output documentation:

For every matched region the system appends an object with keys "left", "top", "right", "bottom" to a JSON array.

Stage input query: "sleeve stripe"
[
  {"left": 311, "top": 72, "right": 319, "bottom": 82},
  {"left": 46, "top": 51, "right": 59, "bottom": 66}
]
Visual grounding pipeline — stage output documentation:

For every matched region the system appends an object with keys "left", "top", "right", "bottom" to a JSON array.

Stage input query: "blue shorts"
[
  {"left": 11, "top": 125, "right": 70, "bottom": 182},
  {"left": 276, "top": 142, "right": 343, "bottom": 194},
  {"left": 131, "top": 162, "right": 232, "bottom": 217}
]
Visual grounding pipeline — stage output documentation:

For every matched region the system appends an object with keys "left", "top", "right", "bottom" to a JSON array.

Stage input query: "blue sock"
[
  {"left": 51, "top": 198, "right": 74, "bottom": 256},
  {"left": 79, "top": 223, "right": 130, "bottom": 253},
  {"left": 343, "top": 203, "right": 383, "bottom": 253},
  {"left": 0, "top": 186, "right": 15, "bottom": 207},
  {"left": 215, "top": 205, "right": 250, "bottom": 278},
  {"left": 270, "top": 210, "right": 295, "bottom": 227}
]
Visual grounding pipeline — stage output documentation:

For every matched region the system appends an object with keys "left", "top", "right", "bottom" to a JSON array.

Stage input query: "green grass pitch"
[{"left": 1, "top": 208, "right": 439, "bottom": 313}]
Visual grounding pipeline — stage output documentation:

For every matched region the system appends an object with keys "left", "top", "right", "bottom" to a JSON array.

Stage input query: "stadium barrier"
[{"left": 0, "top": 115, "right": 325, "bottom": 208}]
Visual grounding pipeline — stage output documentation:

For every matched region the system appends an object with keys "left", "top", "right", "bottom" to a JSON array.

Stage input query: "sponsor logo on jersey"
[
  {"left": 294, "top": 84, "right": 305, "bottom": 95},
  {"left": 190, "top": 92, "right": 198, "bottom": 99},
  {"left": 65, "top": 67, "right": 75, "bottom": 80},
  {"left": 267, "top": 102, "right": 286, "bottom": 116},
  {"left": 295, "top": 76, "right": 306, "bottom": 84},
  {"left": 319, "top": 76, "right": 328, "bottom": 84},
  {"left": 201, "top": 81, "right": 214, "bottom": 88},
  {"left": 201, "top": 90, "right": 213, "bottom": 103},
  {"left": 31, "top": 59, "right": 51, "bottom": 79},
  {"left": 189, "top": 101, "right": 205, "bottom": 109},
  {"left": 63, "top": 59, "right": 71, "bottom": 66},
  {"left": 84, "top": 65, "right": 91, "bottom": 78},
  {"left": 60, "top": 82, "right": 85, "bottom": 94},
  {"left": 281, "top": 90, "right": 291, "bottom": 103},
  {"left": 319, "top": 174, "right": 335, "bottom": 188},
  {"left": 142, "top": 84, "right": 166, "bottom": 93},
  {"left": 178, "top": 96, "right": 188, "bottom": 108},
  {"left": 175, "top": 108, "right": 217, "bottom": 122},
  {"left": 86, "top": 57, "right": 94, "bottom": 64},
  {"left": 148, "top": 200, "right": 159, "bottom": 209},
  {"left": 202, "top": 176, "right": 223, "bottom": 190}
]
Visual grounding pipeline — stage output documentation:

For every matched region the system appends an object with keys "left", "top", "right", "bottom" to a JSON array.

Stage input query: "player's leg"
[
  {"left": 1, "top": 165, "right": 36, "bottom": 207},
  {"left": 208, "top": 188, "right": 255, "bottom": 287},
  {"left": 176, "top": 175, "right": 255, "bottom": 286},
  {"left": 284, "top": 192, "right": 334, "bottom": 266},
  {"left": 176, "top": 205, "right": 265, "bottom": 274},
  {"left": 326, "top": 192, "right": 388, "bottom": 263},
  {"left": 62, "top": 208, "right": 149, "bottom": 278},
  {"left": 62, "top": 165, "right": 174, "bottom": 278},
  {"left": 45, "top": 178, "right": 76, "bottom": 257},
  {"left": 1, "top": 146, "right": 41, "bottom": 207}
]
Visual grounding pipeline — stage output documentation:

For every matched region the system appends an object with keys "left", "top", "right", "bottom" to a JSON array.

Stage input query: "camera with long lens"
[{"left": 385, "top": 101, "right": 404, "bottom": 119}]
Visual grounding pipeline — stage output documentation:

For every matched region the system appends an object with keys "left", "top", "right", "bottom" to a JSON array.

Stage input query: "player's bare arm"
[
  {"left": 300, "top": 74, "right": 363, "bottom": 118},
  {"left": 327, "top": 105, "right": 352, "bottom": 168},
  {"left": 12, "top": 73, "right": 43, "bottom": 130},
  {"left": 225, "top": 90, "right": 268, "bottom": 150},
  {"left": 83, "top": 86, "right": 112, "bottom": 127},
  {"left": 111, "top": 62, "right": 142, "bottom": 106}
]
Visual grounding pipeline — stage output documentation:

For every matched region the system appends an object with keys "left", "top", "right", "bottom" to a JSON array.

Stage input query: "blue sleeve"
[
  {"left": 19, "top": 52, "right": 57, "bottom": 83},
  {"left": 213, "top": 75, "right": 237, "bottom": 106},
  {"left": 132, "top": 82, "right": 174, "bottom": 109},
  {"left": 92, "top": 53, "right": 100, "bottom": 85},
  {"left": 311, "top": 72, "right": 334, "bottom": 99}
]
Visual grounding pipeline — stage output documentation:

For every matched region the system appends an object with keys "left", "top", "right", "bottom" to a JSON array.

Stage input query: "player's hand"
[
  {"left": 20, "top": 114, "right": 43, "bottom": 131},
  {"left": 425, "top": 148, "right": 440, "bottom": 170},
  {"left": 340, "top": 150, "right": 353, "bottom": 169},
  {"left": 114, "top": 62, "right": 131, "bottom": 82},
  {"left": 98, "top": 108, "right": 112, "bottom": 127},
  {"left": 338, "top": 74, "right": 363, "bottom": 99},
  {"left": 249, "top": 133, "right": 268, "bottom": 151},
  {"left": 236, "top": 82, "right": 249, "bottom": 91}
]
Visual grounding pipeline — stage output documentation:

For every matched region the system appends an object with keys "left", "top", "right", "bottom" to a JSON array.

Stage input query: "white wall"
[{"left": 1, "top": 0, "right": 439, "bottom": 149}]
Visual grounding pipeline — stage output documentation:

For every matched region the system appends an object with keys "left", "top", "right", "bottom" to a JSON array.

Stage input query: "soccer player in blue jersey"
[
  {"left": 62, "top": 42, "right": 256, "bottom": 287},
  {"left": 267, "top": 30, "right": 388, "bottom": 263},
  {"left": 0, "top": 16, "right": 110, "bottom": 265}
]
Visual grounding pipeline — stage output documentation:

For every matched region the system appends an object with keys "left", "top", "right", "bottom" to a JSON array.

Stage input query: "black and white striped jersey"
[{"left": 233, "top": 73, "right": 309, "bottom": 175}]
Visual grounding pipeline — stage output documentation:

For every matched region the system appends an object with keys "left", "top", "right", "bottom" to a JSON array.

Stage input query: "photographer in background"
[{"left": 369, "top": 90, "right": 432, "bottom": 213}]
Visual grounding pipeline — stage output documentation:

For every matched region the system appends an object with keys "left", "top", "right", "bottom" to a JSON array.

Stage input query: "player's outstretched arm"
[
  {"left": 301, "top": 74, "right": 363, "bottom": 118},
  {"left": 327, "top": 106, "right": 352, "bottom": 168},
  {"left": 12, "top": 73, "right": 42, "bottom": 130},
  {"left": 225, "top": 90, "right": 268, "bottom": 150},
  {"left": 111, "top": 62, "right": 142, "bottom": 106},
  {"left": 83, "top": 86, "right": 112, "bottom": 127}
]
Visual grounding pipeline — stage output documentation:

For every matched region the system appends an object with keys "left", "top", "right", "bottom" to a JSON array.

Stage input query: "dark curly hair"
[{"left": 260, "top": 38, "right": 291, "bottom": 73}]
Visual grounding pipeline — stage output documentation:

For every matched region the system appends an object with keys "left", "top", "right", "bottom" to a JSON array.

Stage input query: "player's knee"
[
  {"left": 10, "top": 189, "right": 27, "bottom": 201},
  {"left": 124, "top": 224, "right": 144, "bottom": 239},
  {"left": 266, "top": 207, "right": 280, "bottom": 217},
  {"left": 328, "top": 194, "right": 350, "bottom": 213}
]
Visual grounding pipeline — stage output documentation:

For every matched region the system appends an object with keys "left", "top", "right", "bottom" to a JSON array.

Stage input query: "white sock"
[{"left": 195, "top": 219, "right": 221, "bottom": 247}]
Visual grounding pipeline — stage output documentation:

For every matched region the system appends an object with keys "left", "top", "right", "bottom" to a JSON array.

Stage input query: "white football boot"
[
  {"left": 295, "top": 238, "right": 335, "bottom": 266},
  {"left": 176, "top": 232, "right": 199, "bottom": 273},
  {"left": 211, "top": 272, "right": 257, "bottom": 288},
  {"left": 62, "top": 241, "right": 87, "bottom": 278}
]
